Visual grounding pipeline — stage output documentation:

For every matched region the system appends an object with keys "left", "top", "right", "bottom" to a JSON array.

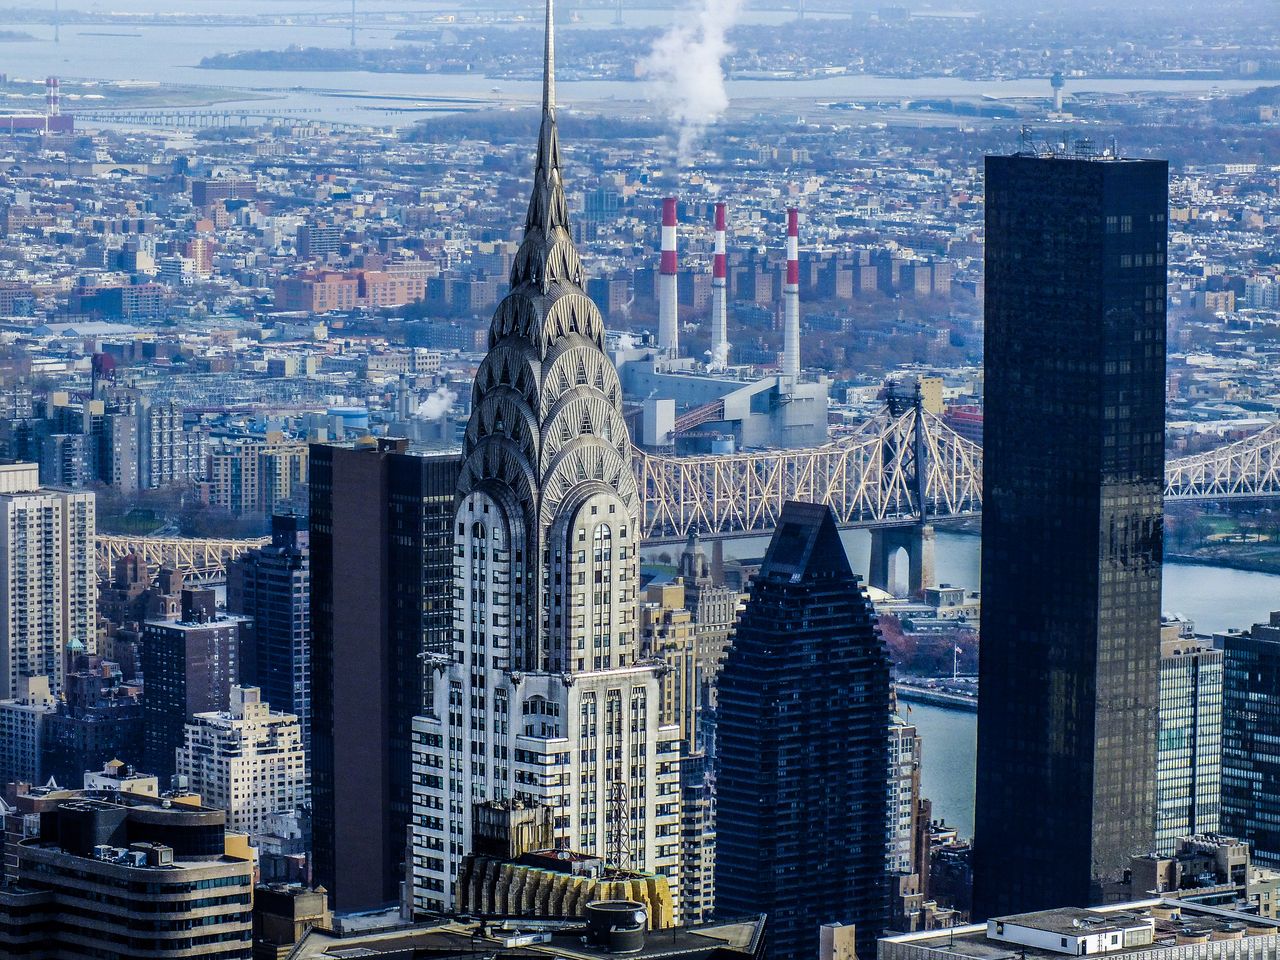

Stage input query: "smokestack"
[
  {"left": 45, "top": 77, "right": 59, "bottom": 117},
  {"left": 710, "top": 202, "right": 728, "bottom": 369},
  {"left": 659, "top": 197, "right": 679, "bottom": 358},
  {"left": 782, "top": 207, "right": 800, "bottom": 382}
]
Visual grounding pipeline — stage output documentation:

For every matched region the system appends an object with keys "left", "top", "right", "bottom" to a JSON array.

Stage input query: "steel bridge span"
[
  {"left": 636, "top": 405, "right": 1280, "bottom": 543},
  {"left": 93, "top": 415, "right": 1280, "bottom": 583}
]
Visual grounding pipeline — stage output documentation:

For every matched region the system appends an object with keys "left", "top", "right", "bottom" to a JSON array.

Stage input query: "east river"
[
  {"left": 701, "top": 528, "right": 1280, "bottom": 841},
  {"left": 0, "top": 2, "right": 1271, "bottom": 127}
]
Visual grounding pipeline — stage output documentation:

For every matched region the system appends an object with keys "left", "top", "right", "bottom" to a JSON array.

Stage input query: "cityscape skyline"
[{"left": 3, "top": 0, "right": 1280, "bottom": 957}]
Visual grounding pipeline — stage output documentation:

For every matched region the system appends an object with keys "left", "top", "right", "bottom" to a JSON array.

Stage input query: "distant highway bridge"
[{"left": 74, "top": 108, "right": 367, "bottom": 131}]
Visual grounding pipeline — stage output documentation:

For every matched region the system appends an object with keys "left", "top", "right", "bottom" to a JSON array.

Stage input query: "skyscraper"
[
  {"left": 309, "top": 439, "right": 459, "bottom": 912},
  {"left": 1156, "top": 629, "right": 1222, "bottom": 854},
  {"left": 0, "top": 461, "right": 96, "bottom": 699},
  {"left": 227, "top": 512, "right": 311, "bottom": 749},
  {"left": 715, "top": 501, "right": 890, "bottom": 960},
  {"left": 1220, "top": 613, "right": 1280, "bottom": 867},
  {"left": 408, "top": 1, "right": 681, "bottom": 915},
  {"left": 974, "top": 150, "right": 1168, "bottom": 916}
]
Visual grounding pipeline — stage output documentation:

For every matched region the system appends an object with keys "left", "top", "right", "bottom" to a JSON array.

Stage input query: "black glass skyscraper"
[
  {"left": 715, "top": 501, "right": 889, "bottom": 960},
  {"left": 974, "top": 151, "right": 1168, "bottom": 917},
  {"left": 310, "top": 439, "right": 460, "bottom": 913}
]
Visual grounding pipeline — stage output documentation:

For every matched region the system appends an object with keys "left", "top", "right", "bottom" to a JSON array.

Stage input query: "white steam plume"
[
  {"left": 639, "top": 0, "right": 743, "bottom": 167},
  {"left": 617, "top": 331, "right": 638, "bottom": 351},
  {"left": 415, "top": 384, "right": 457, "bottom": 421},
  {"left": 705, "top": 342, "right": 729, "bottom": 372}
]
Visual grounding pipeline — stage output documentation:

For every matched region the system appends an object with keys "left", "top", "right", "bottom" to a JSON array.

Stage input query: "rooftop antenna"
[
  {"left": 615, "top": 0, "right": 623, "bottom": 26},
  {"left": 349, "top": 0, "right": 355, "bottom": 48},
  {"left": 53, "top": 0, "right": 59, "bottom": 43}
]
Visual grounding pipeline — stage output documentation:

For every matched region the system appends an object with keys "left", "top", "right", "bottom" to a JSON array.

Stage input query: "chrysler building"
[{"left": 409, "top": 0, "right": 681, "bottom": 915}]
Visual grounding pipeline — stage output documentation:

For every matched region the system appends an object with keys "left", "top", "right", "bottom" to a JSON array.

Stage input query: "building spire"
[
  {"left": 511, "top": 0, "right": 579, "bottom": 291},
  {"left": 543, "top": 0, "right": 555, "bottom": 116}
]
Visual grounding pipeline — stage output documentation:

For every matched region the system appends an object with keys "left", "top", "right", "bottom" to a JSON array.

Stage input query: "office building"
[
  {"left": 228, "top": 513, "right": 311, "bottom": 749},
  {"left": 1221, "top": 613, "right": 1280, "bottom": 867},
  {"left": 0, "top": 676, "right": 57, "bottom": 786},
  {"left": 309, "top": 439, "right": 459, "bottom": 912},
  {"left": 975, "top": 151, "right": 1168, "bottom": 916},
  {"left": 0, "top": 789, "right": 254, "bottom": 958},
  {"left": 1157, "top": 629, "right": 1223, "bottom": 855},
  {"left": 41, "top": 660, "right": 145, "bottom": 787},
  {"left": 879, "top": 900, "right": 1280, "bottom": 960},
  {"left": 715, "top": 500, "right": 890, "bottom": 960},
  {"left": 176, "top": 686, "right": 307, "bottom": 840},
  {"left": 141, "top": 589, "right": 244, "bottom": 781},
  {"left": 0, "top": 462, "right": 96, "bottom": 699},
  {"left": 408, "top": 4, "right": 681, "bottom": 919}
]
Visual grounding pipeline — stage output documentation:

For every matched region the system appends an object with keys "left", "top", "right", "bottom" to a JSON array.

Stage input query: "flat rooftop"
[
  {"left": 291, "top": 916, "right": 765, "bottom": 959},
  {"left": 882, "top": 901, "right": 1280, "bottom": 960}
]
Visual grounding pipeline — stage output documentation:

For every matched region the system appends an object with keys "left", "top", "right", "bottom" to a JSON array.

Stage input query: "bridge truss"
[
  {"left": 96, "top": 534, "right": 270, "bottom": 586},
  {"left": 1165, "top": 422, "right": 1280, "bottom": 501},
  {"left": 635, "top": 401, "right": 983, "bottom": 542}
]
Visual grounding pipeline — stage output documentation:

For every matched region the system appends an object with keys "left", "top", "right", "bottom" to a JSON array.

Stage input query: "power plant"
[{"left": 615, "top": 198, "right": 830, "bottom": 454}]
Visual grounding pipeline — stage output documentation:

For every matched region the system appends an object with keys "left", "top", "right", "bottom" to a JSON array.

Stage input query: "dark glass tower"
[
  {"left": 227, "top": 512, "right": 310, "bottom": 748},
  {"left": 974, "top": 152, "right": 1168, "bottom": 917},
  {"left": 310, "top": 438, "right": 459, "bottom": 913},
  {"left": 715, "top": 501, "right": 889, "bottom": 960},
  {"left": 1221, "top": 614, "right": 1280, "bottom": 866}
]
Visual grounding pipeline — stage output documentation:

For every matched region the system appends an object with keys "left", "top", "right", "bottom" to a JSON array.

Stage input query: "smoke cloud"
[
  {"left": 617, "top": 331, "right": 638, "bottom": 351},
  {"left": 415, "top": 384, "right": 457, "bottom": 421},
  {"left": 706, "top": 342, "right": 730, "bottom": 372},
  {"left": 639, "top": 0, "right": 743, "bottom": 167}
]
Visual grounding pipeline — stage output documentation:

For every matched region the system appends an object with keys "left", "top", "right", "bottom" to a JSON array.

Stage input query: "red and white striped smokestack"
[
  {"left": 709, "top": 202, "right": 729, "bottom": 370},
  {"left": 782, "top": 207, "right": 801, "bottom": 382},
  {"left": 45, "top": 77, "right": 60, "bottom": 117},
  {"left": 658, "top": 197, "right": 679, "bottom": 358}
]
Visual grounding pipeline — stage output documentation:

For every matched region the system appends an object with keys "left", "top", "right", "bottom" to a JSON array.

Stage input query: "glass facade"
[
  {"left": 715, "top": 502, "right": 889, "bottom": 960},
  {"left": 974, "top": 153, "right": 1168, "bottom": 917},
  {"left": 1156, "top": 637, "right": 1222, "bottom": 854},
  {"left": 1221, "top": 615, "right": 1280, "bottom": 867}
]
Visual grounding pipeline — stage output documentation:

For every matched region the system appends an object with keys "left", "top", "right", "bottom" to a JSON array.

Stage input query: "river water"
[
  {"left": 690, "top": 528, "right": 1280, "bottom": 840},
  {"left": 0, "top": 4, "right": 1271, "bottom": 126}
]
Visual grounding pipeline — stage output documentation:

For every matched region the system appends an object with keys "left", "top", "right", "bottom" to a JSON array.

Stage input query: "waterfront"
[
  {"left": 906, "top": 701, "right": 977, "bottom": 840},
  {"left": 695, "top": 527, "right": 1280, "bottom": 840},
  {"left": 0, "top": 8, "right": 1270, "bottom": 127}
]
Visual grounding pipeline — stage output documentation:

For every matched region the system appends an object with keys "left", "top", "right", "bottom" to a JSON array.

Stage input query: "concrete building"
[
  {"left": 616, "top": 351, "right": 830, "bottom": 452},
  {"left": 878, "top": 900, "right": 1280, "bottom": 960},
  {"left": 0, "top": 462, "right": 96, "bottom": 699},
  {"left": 409, "top": 5, "right": 680, "bottom": 918},
  {"left": 176, "top": 686, "right": 307, "bottom": 840},
  {"left": 202, "top": 435, "right": 308, "bottom": 516},
  {"left": 1127, "top": 835, "right": 1280, "bottom": 918},
  {"left": 0, "top": 791, "right": 254, "bottom": 959},
  {"left": 0, "top": 676, "right": 57, "bottom": 787},
  {"left": 141, "top": 589, "right": 244, "bottom": 782},
  {"left": 1158, "top": 628, "right": 1223, "bottom": 854},
  {"left": 41, "top": 660, "right": 144, "bottom": 787}
]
